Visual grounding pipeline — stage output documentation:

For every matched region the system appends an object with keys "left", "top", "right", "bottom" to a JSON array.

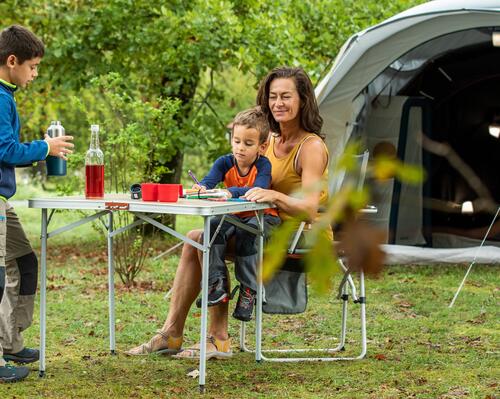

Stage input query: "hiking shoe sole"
[
  {"left": 0, "top": 366, "right": 29, "bottom": 382},
  {"left": 3, "top": 353, "right": 39, "bottom": 364}
]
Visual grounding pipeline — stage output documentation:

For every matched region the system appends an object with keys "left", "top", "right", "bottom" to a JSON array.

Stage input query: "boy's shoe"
[
  {"left": 233, "top": 286, "right": 256, "bottom": 322},
  {"left": 0, "top": 364, "right": 29, "bottom": 382},
  {"left": 195, "top": 277, "right": 229, "bottom": 308},
  {"left": 3, "top": 347, "right": 39, "bottom": 364}
]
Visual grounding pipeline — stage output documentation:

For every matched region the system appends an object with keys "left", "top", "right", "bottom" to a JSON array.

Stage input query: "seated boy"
[{"left": 193, "top": 106, "right": 279, "bottom": 322}]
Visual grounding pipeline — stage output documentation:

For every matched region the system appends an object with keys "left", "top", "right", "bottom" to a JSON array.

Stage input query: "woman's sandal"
[
  {"left": 125, "top": 330, "right": 183, "bottom": 356},
  {"left": 172, "top": 336, "right": 232, "bottom": 360}
]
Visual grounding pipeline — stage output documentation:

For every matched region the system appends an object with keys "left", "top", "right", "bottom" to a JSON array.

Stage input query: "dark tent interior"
[{"left": 399, "top": 28, "right": 500, "bottom": 241}]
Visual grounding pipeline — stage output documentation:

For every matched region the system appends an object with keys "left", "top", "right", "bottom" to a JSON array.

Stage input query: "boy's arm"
[
  {"left": 199, "top": 156, "right": 229, "bottom": 190},
  {"left": 0, "top": 101, "right": 48, "bottom": 165},
  {"left": 227, "top": 156, "right": 272, "bottom": 198}
]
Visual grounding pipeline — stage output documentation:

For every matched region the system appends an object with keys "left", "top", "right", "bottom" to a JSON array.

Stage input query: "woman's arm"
[{"left": 245, "top": 138, "right": 328, "bottom": 220}]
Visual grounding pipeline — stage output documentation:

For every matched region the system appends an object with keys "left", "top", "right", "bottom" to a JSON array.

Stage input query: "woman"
[{"left": 127, "top": 66, "right": 329, "bottom": 358}]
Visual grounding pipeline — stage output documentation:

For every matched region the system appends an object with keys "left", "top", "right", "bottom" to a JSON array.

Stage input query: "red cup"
[
  {"left": 178, "top": 184, "right": 184, "bottom": 197},
  {"left": 141, "top": 183, "right": 159, "bottom": 201},
  {"left": 158, "top": 184, "right": 179, "bottom": 202}
]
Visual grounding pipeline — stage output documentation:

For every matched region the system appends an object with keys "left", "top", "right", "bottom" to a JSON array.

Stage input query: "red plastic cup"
[
  {"left": 141, "top": 183, "right": 159, "bottom": 201},
  {"left": 178, "top": 184, "right": 184, "bottom": 197},
  {"left": 158, "top": 184, "right": 179, "bottom": 202}
]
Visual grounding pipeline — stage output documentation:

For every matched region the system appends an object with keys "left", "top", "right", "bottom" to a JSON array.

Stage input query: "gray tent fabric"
[
  {"left": 316, "top": 0, "right": 500, "bottom": 160},
  {"left": 317, "top": 0, "right": 500, "bottom": 263},
  {"left": 382, "top": 244, "right": 500, "bottom": 264}
]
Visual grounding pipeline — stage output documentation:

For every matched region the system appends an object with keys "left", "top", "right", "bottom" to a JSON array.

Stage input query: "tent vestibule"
[{"left": 317, "top": 0, "right": 500, "bottom": 263}]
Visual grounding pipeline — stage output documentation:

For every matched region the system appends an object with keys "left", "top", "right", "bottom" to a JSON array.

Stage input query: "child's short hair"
[
  {"left": 0, "top": 25, "right": 45, "bottom": 65},
  {"left": 232, "top": 106, "right": 270, "bottom": 144}
]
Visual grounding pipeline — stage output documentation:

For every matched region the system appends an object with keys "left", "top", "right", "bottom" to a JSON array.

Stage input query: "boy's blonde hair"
[{"left": 232, "top": 106, "right": 270, "bottom": 144}]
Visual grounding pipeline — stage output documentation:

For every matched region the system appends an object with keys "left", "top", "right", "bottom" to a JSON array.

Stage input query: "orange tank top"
[{"left": 264, "top": 133, "right": 329, "bottom": 221}]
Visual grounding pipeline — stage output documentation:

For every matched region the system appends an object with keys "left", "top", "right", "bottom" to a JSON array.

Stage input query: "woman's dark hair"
[{"left": 256, "top": 66, "right": 324, "bottom": 140}]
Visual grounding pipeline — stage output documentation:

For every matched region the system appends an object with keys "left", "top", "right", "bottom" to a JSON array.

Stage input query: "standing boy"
[
  {"left": 193, "top": 107, "right": 280, "bottom": 322},
  {"left": 0, "top": 25, "right": 74, "bottom": 382}
]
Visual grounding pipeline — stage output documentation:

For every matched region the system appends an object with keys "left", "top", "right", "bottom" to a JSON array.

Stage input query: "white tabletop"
[{"left": 28, "top": 194, "right": 274, "bottom": 216}]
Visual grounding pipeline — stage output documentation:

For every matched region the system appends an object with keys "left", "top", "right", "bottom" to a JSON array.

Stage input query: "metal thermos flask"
[{"left": 46, "top": 121, "right": 66, "bottom": 176}]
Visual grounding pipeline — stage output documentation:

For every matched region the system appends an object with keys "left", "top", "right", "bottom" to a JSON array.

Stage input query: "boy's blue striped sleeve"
[{"left": 200, "top": 156, "right": 229, "bottom": 189}]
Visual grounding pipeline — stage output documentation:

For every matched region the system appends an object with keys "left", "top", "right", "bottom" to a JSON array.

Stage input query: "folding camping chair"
[{"left": 239, "top": 150, "right": 373, "bottom": 362}]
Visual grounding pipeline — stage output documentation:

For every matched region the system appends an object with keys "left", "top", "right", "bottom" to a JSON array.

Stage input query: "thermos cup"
[{"left": 46, "top": 121, "right": 67, "bottom": 176}]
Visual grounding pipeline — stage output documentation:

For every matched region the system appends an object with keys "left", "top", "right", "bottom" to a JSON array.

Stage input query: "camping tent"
[{"left": 316, "top": 0, "right": 500, "bottom": 263}]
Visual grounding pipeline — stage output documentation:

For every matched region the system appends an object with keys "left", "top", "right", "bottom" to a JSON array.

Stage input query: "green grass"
[{"left": 3, "top": 204, "right": 499, "bottom": 398}]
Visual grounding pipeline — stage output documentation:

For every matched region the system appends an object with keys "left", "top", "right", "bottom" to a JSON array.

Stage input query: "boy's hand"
[
  {"left": 221, "top": 190, "right": 232, "bottom": 198},
  {"left": 45, "top": 134, "right": 74, "bottom": 161},
  {"left": 192, "top": 184, "right": 207, "bottom": 192}
]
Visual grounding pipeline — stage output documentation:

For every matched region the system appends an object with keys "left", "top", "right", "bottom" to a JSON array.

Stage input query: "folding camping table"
[{"left": 28, "top": 194, "right": 272, "bottom": 392}]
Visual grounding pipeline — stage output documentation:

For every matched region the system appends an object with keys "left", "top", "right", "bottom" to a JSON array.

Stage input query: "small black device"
[{"left": 130, "top": 183, "right": 142, "bottom": 200}]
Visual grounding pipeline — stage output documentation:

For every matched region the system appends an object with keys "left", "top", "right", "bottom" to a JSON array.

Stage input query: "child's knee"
[
  {"left": 16, "top": 251, "right": 38, "bottom": 295},
  {"left": 0, "top": 266, "right": 5, "bottom": 302}
]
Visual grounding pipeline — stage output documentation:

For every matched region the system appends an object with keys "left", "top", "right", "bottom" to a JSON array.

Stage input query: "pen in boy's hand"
[{"left": 188, "top": 170, "right": 201, "bottom": 185}]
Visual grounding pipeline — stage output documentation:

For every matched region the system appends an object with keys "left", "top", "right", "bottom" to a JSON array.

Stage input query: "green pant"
[{"left": 0, "top": 201, "right": 37, "bottom": 366}]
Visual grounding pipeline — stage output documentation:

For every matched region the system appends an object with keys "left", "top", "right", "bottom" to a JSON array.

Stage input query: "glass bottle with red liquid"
[{"left": 85, "top": 124, "right": 104, "bottom": 199}]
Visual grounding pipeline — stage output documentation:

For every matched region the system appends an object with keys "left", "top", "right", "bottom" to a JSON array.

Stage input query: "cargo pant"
[
  {"left": 208, "top": 214, "right": 281, "bottom": 292},
  {"left": 0, "top": 201, "right": 37, "bottom": 366}
]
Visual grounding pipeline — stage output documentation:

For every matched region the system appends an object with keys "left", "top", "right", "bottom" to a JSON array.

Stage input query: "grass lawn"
[{"left": 2, "top": 204, "right": 499, "bottom": 398}]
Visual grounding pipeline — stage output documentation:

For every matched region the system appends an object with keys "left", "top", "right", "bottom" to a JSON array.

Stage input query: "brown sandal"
[{"left": 125, "top": 330, "right": 183, "bottom": 356}]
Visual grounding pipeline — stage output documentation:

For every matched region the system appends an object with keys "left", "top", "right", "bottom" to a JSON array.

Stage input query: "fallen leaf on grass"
[
  {"left": 374, "top": 353, "right": 387, "bottom": 360},
  {"left": 62, "top": 336, "right": 77, "bottom": 345},
  {"left": 170, "top": 386, "right": 184, "bottom": 394},
  {"left": 396, "top": 301, "right": 414, "bottom": 308},
  {"left": 466, "top": 312, "right": 487, "bottom": 325},
  {"left": 186, "top": 369, "right": 199, "bottom": 378},
  {"left": 47, "top": 284, "right": 65, "bottom": 291},
  {"left": 439, "top": 386, "right": 470, "bottom": 398},
  {"left": 423, "top": 341, "right": 441, "bottom": 350}
]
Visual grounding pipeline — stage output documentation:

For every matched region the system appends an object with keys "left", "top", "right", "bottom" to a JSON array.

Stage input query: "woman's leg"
[
  {"left": 127, "top": 229, "right": 206, "bottom": 355},
  {"left": 128, "top": 229, "right": 231, "bottom": 355},
  {"left": 161, "top": 230, "right": 204, "bottom": 337},
  {"left": 169, "top": 229, "right": 231, "bottom": 341}
]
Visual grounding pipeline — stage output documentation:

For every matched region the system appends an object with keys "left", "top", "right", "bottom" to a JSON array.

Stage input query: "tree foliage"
[
  {"left": 3, "top": 0, "right": 426, "bottom": 284},
  {"left": 4, "top": 0, "right": 425, "bottom": 189}
]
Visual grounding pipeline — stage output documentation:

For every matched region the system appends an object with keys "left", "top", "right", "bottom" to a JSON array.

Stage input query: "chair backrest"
[
  {"left": 287, "top": 150, "right": 370, "bottom": 255},
  {"left": 329, "top": 150, "right": 369, "bottom": 196}
]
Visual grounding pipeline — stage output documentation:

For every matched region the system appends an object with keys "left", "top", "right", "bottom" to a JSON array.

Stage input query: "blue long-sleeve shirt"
[
  {"left": 200, "top": 154, "right": 272, "bottom": 198},
  {"left": 0, "top": 80, "right": 49, "bottom": 199}
]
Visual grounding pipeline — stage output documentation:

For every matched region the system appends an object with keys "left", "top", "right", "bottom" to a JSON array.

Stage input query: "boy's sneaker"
[
  {"left": 0, "top": 364, "right": 29, "bottom": 382},
  {"left": 196, "top": 277, "right": 229, "bottom": 308},
  {"left": 3, "top": 347, "right": 39, "bottom": 364},
  {"left": 232, "top": 286, "right": 256, "bottom": 322}
]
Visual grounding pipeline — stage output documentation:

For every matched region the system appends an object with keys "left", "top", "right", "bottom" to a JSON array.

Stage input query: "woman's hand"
[{"left": 244, "top": 187, "right": 278, "bottom": 203}]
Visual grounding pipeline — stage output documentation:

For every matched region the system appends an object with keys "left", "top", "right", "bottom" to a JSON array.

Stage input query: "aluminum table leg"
[{"left": 39, "top": 208, "right": 47, "bottom": 377}]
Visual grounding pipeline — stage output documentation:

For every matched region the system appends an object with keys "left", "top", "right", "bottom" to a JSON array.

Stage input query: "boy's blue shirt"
[
  {"left": 200, "top": 154, "right": 272, "bottom": 198},
  {"left": 0, "top": 80, "right": 49, "bottom": 199}
]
